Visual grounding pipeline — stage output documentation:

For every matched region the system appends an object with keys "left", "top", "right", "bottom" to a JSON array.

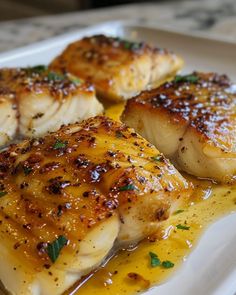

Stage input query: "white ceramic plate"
[{"left": 0, "top": 21, "right": 236, "bottom": 295}]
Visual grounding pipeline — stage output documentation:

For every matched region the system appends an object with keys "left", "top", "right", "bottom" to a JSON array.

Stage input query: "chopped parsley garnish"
[
  {"left": 151, "top": 155, "right": 164, "bottom": 162},
  {"left": 23, "top": 166, "right": 32, "bottom": 176},
  {"left": 68, "top": 74, "right": 82, "bottom": 85},
  {"left": 46, "top": 235, "right": 68, "bottom": 263},
  {"left": 174, "top": 209, "right": 184, "bottom": 215},
  {"left": 149, "top": 252, "right": 174, "bottom": 269},
  {"left": 119, "top": 184, "right": 136, "bottom": 191},
  {"left": 0, "top": 191, "right": 7, "bottom": 197},
  {"left": 123, "top": 41, "right": 141, "bottom": 50},
  {"left": 174, "top": 74, "right": 199, "bottom": 83},
  {"left": 53, "top": 139, "right": 68, "bottom": 150},
  {"left": 25, "top": 65, "right": 47, "bottom": 75},
  {"left": 47, "top": 72, "right": 65, "bottom": 81},
  {"left": 162, "top": 260, "right": 175, "bottom": 269},
  {"left": 149, "top": 252, "right": 161, "bottom": 267},
  {"left": 71, "top": 77, "right": 81, "bottom": 84},
  {"left": 30, "top": 65, "right": 47, "bottom": 73},
  {"left": 123, "top": 41, "right": 132, "bottom": 49},
  {"left": 176, "top": 224, "right": 190, "bottom": 230}
]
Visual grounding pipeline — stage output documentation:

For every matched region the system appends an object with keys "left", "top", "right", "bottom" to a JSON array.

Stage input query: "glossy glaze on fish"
[
  {"left": 0, "top": 116, "right": 191, "bottom": 295},
  {"left": 50, "top": 35, "right": 183, "bottom": 101},
  {"left": 0, "top": 66, "right": 103, "bottom": 146},
  {"left": 122, "top": 72, "right": 236, "bottom": 182}
]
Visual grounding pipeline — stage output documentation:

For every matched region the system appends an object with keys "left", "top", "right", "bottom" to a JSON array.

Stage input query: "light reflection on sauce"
[{"left": 67, "top": 104, "right": 236, "bottom": 295}]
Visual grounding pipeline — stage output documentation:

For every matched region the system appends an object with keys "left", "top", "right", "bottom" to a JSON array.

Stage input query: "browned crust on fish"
[
  {"left": 122, "top": 72, "right": 236, "bottom": 152},
  {"left": 0, "top": 67, "right": 94, "bottom": 102},
  {"left": 0, "top": 116, "right": 189, "bottom": 271}
]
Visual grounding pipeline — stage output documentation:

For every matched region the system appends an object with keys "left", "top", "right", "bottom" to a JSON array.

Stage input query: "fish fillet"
[
  {"left": 122, "top": 72, "right": 236, "bottom": 183},
  {"left": 0, "top": 66, "right": 103, "bottom": 145},
  {"left": 0, "top": 116, "right": 190, "bottom": 295},
  {"left": 50, "top": 35, "right": 183, "bottom": 101}
]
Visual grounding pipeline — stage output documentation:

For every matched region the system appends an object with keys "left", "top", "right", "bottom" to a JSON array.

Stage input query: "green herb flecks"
[
  {"left": 123, "top": 40, "right": 141, "bottom": 51},
  {"left": 151, "top": 155, "right": 165, "bottom": 162},
  {"left": 149, "top": 252, "right": 174, "bottom": 269},
  {"left": 174, "top": 74, "right": 199, "bottom": 83},
  {"left": 0, "top": 191, "right": 7, "bottom": 197},
  {"left": 47, "top": 72, "right": 65, "bottom": 82},
  {"left": 176, "top": 224, "right": 190, "bottom": 230},
  {"left": 149, "top": 252, "right": 161, "bottom": 267},
  {"left": 174, "top": 209, "right": 184, "bottom": 215},
  {"left": 23, "top": 166, "right": 32, "bottom": 176},
  {"left": 119, "top": 184, "right": 137, "bottom": 192},
  {"left": 162, "top": 260, "right": 175, "bottom": 269},
  {"left": 46, "top": 235, "right": 68, "bottom": 263},
  {"left": 25, "top": 65, "right": 47, "bottom": 75},
  {"left": 68, "top": 74, "right": 82, "bottom": 85},
  {"left": 53, "top": 139, "right": 68, "bottom": 150},
  {"left": 123, "top": 41, "right": 132, "bottom": 49}
]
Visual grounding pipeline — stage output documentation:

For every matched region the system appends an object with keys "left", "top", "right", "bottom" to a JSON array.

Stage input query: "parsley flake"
[
  {"left": 149, "top": 252, "right": 161, "bottom": 267},
  {"left": 162, "top": 260, "right": 175, "bottom": 269},
  {"left": 119, "top": 184, "right": 136, "bottom": 191},
  {"left": 25, "top": 65, "right": 47, "bottom": 75},
  {"left": 151, "top": 155, "right": 164, "bottom": 162},
  {"left": 53, "top": 139, "right": 68, "bottom": 150},
  {"left": 174, "top": 209, "right": 184, "bottom": 215},
  {"left": 31, "top": 65, "right": 47, "bottom": 73},
  {"left": 123, "top": 41, "right": 141, "bottom": 51},
  {"left": 67, "top": 74, "right": 82, "bottom": 85},
  {"left": 176, "top": 224, "right": 190, "bottom": 230},
  {"left": 47, "top": 72, "right": 65, "bottom": 81},
  {"left": 46, "top": 235, "right": 68, "bottom": 263},
  {"left": 174, "top": 74, "right": 199, "bottom": 83},
  {"left": 0, "top": 191, "right": 7, "bottom": 197},
  {"left": 123, "top": 41, "right": 132, "bottom": 49},
  {"left": 23, "top": 166, "right": 32, "bottom": 176}
]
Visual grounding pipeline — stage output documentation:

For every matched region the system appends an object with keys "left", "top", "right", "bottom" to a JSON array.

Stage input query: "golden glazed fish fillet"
[
  {"left": 49, "top": 35, "right": 183, "bottom": 101},
  {"left": 0, "top": 66, "right": 103, "bottom": 145},
  {"left": 0, "top": 116, "right": 190, "bottom": 295},
  {"left": 122, "top": 72, "right": 236, "bottom": 183}
]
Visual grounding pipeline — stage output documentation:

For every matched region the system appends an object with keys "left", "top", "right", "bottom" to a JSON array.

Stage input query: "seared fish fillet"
[
  {"left": 0, "top": 116, "right": 190, "bottom": 295},
  {"left": 122, "top": 72, "right": 236, "bottom": 183},
  {"left": 0, "top": 66, "right": 103, "bottom": 144},
  {"left": 50, "top": 35, "right": 183, "bottom": 101}
]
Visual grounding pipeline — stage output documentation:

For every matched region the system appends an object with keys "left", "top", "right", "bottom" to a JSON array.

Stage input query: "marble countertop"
[{"left": 0, "top": 0, "right": 236, "bottom": 53}]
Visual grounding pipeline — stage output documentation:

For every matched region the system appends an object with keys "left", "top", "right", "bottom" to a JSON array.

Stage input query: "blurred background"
[
  {"left": 1, "top": 0, "right": 235, "bottom": 53},
  {"left": 0, "top": 0, "right": 178, "bottom": 21}
]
